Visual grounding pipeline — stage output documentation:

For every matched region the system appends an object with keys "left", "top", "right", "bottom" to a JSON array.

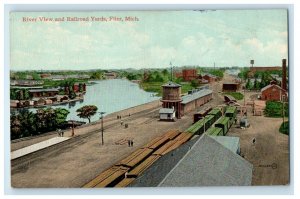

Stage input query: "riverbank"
[{"left": 11, "top": 99, "right": 162, "bottom": 151}]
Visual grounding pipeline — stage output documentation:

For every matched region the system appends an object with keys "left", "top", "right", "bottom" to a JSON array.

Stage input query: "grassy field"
[
  {"left": 140, "top": 82, "right": 194, "bottom": 96},
  {"left": 223, "top": 92, "right": 244, "bottom": 100}
]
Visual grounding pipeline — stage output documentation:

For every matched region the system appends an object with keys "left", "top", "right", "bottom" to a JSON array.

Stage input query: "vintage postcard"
[{"left": 9, "top": 10, "right": 289, "bottom": 188}]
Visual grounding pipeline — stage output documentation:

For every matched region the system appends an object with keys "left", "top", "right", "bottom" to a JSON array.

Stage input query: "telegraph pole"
[{"left": 99, "top": 112, "right": 106, "bottom": 145}]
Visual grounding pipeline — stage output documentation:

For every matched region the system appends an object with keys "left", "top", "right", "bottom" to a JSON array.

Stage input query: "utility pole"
[
  {"left": 99, "top": 112, "right": 106, "bottom": 145},
  {"left": 71, "top": 120, "right": 75, "bottom": 136},
  {"left": 170, "top": 62, "right": 173, "bottom": 81},
  {"left": 282, "top": 95, "right": 285, "bottom": 128}
]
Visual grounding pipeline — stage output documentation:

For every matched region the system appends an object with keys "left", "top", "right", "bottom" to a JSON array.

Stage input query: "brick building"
[
  {"left": 261, "top": 84, "right": 287, "bottom": 101},
  {"left": 202, "top": 74, "right": 218, "bottom": 83},
  {"left": 182, "top": 69, "right": 198, "bottom": 81}
]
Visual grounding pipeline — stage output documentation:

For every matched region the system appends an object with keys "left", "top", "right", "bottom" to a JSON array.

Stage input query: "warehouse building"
[
  {"left": 130, "top": 134, "right": 252, "bottom": 187},
  {"left": 261, "top": 84, "right": 287, "bottom": 101},
  {"left": 180, "top": 89, "right": 213, "bottom": 116}
]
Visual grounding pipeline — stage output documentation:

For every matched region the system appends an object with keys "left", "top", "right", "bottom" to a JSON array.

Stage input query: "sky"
[{"left": 10, "top": 10, "right": 288, "bottom": 70}]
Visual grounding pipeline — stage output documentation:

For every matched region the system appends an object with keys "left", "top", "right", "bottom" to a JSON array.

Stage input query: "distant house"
[
  {"left": 182, "top": 69, "right": 199, "bottom": 81},
  {"left": 159, "top": 108, "right": 176, "bottom": 121},
  {"left": 261, "top": 84, "right": 287, "bottom": 101},
  {"left": 202, "top": 74, "right": 218, "bottom": 83},
  {"left": 36, "top": 98, "right": 46, "bottom": 105},
  {"left": 104, "top": 72, "right": 117, "bottom": 79},
  {"left": 56, "top": 95, "right": 69, "bottom": 102},
  {"left": 10, "top": 100, "right": 20, "bottom": 108},
  {"left": 28, "top": 88, "right": 59, "bottom": 98},
  {"left": 10, "top": 80, "right": 44, "bottom": 86},
  {"left": 23, "top": 100, "right": 35, "bottom": 106},
  {"left": 45, "top": 99, "right": 53, "bottom": 105}
]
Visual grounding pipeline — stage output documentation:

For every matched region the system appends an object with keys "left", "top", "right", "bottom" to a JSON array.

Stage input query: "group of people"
[
  {"left": 57, "top": 129, "right": 64, "bottom": 137},
  {"left": 127, "top": 139, "right": 134, "bottom": 147}
]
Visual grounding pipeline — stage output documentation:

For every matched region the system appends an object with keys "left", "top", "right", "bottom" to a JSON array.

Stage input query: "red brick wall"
[
  {"left": 261, "top": 85, "right": 287, "bottom": 101},
  {"left": 182, "top": 69, "right": 198, "bottom": 81}
]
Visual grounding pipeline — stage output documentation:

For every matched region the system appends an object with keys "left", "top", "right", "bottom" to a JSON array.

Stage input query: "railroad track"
[{"left": 11, "top": 104, "right": 162, "bottom": 172}]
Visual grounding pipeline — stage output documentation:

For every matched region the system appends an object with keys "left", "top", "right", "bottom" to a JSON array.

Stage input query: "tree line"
[{"left": 10, "top": 105, "right": 99, "bottom": 140}]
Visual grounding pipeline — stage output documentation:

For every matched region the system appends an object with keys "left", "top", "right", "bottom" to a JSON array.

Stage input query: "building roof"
[
  {"left": 28, "top": 88, "right": 59, "bottom": 93},
  {"left": 223, "top": 82, "right": 240, "bottom": 85},
  {"left": 261, "top": 84, "right": 286, "bottom": 92},
  {"left": 158, "top": 135, "right": 253, "bottom": 187},
  {"left": 181, "top": 89, "right": 212, "bottom": 104},
  {"left": 203, "top": 73, "right": 218, "bottom": 78},
  {"left": 159, "top": 108, "right": 175, "bottom": 114},
  {"left": 210, "top": 136, "right": 240, "bottom": 154},
  {"left": 162, "top": 81, "right": 181, "bottom": 88}
]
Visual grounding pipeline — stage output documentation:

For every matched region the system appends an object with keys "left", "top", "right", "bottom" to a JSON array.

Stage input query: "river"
[{"left": 18, "top": 79, "right": 160, "bottom": 123}]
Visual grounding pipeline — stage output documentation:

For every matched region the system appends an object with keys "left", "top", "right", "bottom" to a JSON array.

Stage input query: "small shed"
[
  {"left": 222, "top": 82, "right": 240, "bottom": 92},
  {"left": 159, "top": 108, "right": 176, "bottom": 121},
  {"left": 45, "top": 99, "right": 53, "bottom": 105},
  {"left": 240, "top": 116, "right": 250, "bottom": 128},
  {"left": 10, "top": 100, "right": 20, "bottom": 108}
]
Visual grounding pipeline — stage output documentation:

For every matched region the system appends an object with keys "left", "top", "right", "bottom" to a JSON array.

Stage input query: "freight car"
[
  {"left": 224, "top": 106, "right": 237, "bottom": 126},
  {"left": 207, "top": 108, "right": 222, "bottom": 123},
  {"left": 193, "top": 106, "right": 212, "bottom": 123},
  {"left": 205, "top": 127, "right": 223, "bottom": 136},
  {"left": 214, "top": 116, "right": 230, "bottom": 136},
  {"left": 186, "top": 115, "right": 214, "bottom": 135}
]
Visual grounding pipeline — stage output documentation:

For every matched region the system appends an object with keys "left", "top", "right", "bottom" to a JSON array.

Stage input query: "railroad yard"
[{"left": 10, "top": 73, "right": 289, "bottom": 188}]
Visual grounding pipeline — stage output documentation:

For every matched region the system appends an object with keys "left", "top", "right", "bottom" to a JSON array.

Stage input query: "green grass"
[
  {"left": 140, "top": 82, "right": 194, "bottom": 96},
  {"left": 264, "top": 101, "right": 288, "bottom": 118},
  {"left": 279, "top": 121, "right": 289, "bottom": 135},
  {"left": 224, "top": 92, "right": 244, "bottom": 100}
]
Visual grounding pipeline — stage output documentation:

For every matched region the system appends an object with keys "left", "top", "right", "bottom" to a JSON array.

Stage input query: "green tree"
[
  {"left": 245, "top": 79, "right": 252, "bottom": 90},
  {"left": 55, "top": 108, "right": 70, "bottom": 127},
  {"left": 36, "top": 108, "right": 57, "bottom": 133},
  {"left": 90, "top": 71, "right": 103, "bottom": 80},
  {"left": 76, "top": 105, "right": 98, "bottom": 123},
  {"left": 10, "top": 112, "right": 22, "bottom": 139},
  {"left": 190, "top": 79, "right": 199, "bottom": 88}
]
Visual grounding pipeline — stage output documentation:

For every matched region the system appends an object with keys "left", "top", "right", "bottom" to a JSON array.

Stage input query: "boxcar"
[
  {"left": 214, "top": 117, "right": 230, "bottom": 135},
  {"left": 205, "top": 127, "right": 223, "bottom": 136},
  {"left": 193, "top": 107, "right": 212, "bottom": 123},
  {"left": 225, "top": 106, "right": 237, "bottom": 126},
  {"left": 207, "top": 108, "right": 222, "bottom": 123}
]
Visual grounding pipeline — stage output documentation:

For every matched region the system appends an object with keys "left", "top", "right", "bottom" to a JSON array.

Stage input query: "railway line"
[{"left": 82, "top": 106, "right": 237, "bottom": 188}]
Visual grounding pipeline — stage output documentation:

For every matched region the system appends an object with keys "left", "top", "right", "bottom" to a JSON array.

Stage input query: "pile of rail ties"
[{"left": 82, "top": 129, "right": 192, "bottom": 188}]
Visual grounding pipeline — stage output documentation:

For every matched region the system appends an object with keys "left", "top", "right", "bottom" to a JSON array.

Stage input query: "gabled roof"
[
  {"left": 181, "top": 89, "right": 212, "bottom": 104},
  {"left": 158, "top": 134, "right": 253, "bottom": 186},
  {"left": 28, "top": 88, "right": 59, "bottom": 92},
  {"left": 162, "top": 81, "right": 181, "bottom": 88},
  {"left": 159, "top": 108, "right": 175, "bottom": 114},
  {"left": 261, "top": 84, "right": 286, "bottom": 92},
  {"left": 203, "top": 73, "right": 218, "bottom": 78}
]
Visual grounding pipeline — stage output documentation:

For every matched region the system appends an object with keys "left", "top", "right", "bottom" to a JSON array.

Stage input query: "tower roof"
[{"left": 162, "top": 81, "right": 181, "bottom": 88}]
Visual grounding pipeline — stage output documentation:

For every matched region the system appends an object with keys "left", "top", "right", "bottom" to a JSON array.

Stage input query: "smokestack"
[{"left": 282, "top": 59, "right": 287, "bottom": 91}]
